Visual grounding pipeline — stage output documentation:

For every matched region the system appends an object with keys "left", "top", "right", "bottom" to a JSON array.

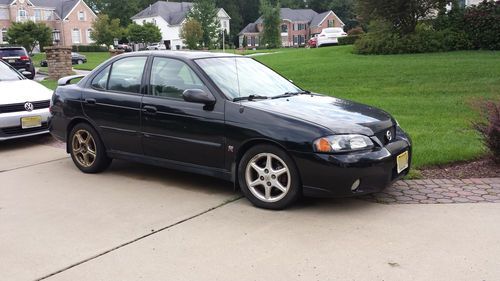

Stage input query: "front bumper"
[
  {"left": 0, "top": 109, "right": 50, "bottom": 141},
  {"left": 292, "top": 131, "right": 412, "bottom": 198}
]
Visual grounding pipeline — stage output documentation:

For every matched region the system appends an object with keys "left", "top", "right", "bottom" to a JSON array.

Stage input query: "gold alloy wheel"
[{"left": 72, "top": 129, "right": 97, "bottom": 167}]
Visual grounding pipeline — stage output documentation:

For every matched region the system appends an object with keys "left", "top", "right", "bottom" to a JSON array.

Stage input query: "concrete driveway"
[{"left": 1, "top": 135, "right": 500, "bottom": 281}]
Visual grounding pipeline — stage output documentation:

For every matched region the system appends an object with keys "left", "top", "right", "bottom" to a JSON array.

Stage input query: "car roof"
[
  {"left": 0, "top": 46, "right": 25, "bottom": 50},
  {"left": 119, "top": 50, "right": 241, "bottom": 60}
]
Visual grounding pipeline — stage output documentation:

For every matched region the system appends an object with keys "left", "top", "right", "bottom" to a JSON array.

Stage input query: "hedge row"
[{"left": 72, "top": 45, "right": 109, "bottom": 52}]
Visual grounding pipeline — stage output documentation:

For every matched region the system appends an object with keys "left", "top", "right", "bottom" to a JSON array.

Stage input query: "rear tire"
[
  {"left": 238, "top": 144, "right": 301, "bottom": 210},
  {"left": 69, "top": 123, "right": 111, "bottom": 173}
]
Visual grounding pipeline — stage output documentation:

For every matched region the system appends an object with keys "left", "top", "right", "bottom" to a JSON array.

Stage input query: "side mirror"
[{"left": 182, "top": 89, "right": 215, "bottom": 105}]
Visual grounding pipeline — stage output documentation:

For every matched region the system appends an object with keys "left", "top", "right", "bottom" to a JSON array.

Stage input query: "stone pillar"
[
  {"left": 44, "top": 46, "right": 73, "bottom": 80},
  {"left": 109, "top": 49, "right": 125, "bottom": 57}
]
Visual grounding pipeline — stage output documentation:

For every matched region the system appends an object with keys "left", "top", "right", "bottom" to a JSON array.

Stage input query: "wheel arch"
[{"left": 232, "top": 138, "right": 302, "bottom": 189}]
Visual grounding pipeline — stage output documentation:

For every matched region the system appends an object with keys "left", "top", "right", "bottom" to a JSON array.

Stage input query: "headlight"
[{"left": 313, "top": 135, "right": 374, "bottom": 153}]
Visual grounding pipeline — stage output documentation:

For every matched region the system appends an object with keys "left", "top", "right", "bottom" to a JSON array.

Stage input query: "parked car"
[
  {"left": 147, "top": 43, "right": 166, "bottom": 50},
  {"left": 317, "top": 27, "right": 347, "bottom": 47},
  {"left": 116, "top": 44, "right": 133, "bottom": 52},
  {"left": 308, "top": 36, "right": 318, "bottom": 48},
  {"left": 0, "top": 60, "right": 52, "bottom": 141},
  {"left": 49, "top": 51, "right": 412, "bottom": 210},
  {"left": 0, "top": 46, "right": 35, "bottom": 79},
  {"left": 40, "top": 52, "right": 87, "bottom": 67}
]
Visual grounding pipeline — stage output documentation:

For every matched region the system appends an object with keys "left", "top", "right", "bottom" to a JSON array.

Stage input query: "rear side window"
[
  {"left": 107, "top": 57, "right": 147, "bottom": 94},
  {"left": 91, "top": 65, "right": 110, "bottom": 90}
]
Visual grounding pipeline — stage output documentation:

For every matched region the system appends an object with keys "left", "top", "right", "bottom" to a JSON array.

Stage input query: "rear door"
[
  {"left": 81, "top": 56, "right": 148, "bottom": 154},
  {"left": 141, "top": 56, "right": 225, "bottom": 169}
]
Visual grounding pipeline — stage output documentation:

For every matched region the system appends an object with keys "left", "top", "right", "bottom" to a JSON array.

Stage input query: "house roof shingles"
[{"left": 131, "top": 1, "right": 194, "bottom": 25}]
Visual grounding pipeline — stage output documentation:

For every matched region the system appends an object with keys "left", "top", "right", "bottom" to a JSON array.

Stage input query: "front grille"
[
  {"left": 0, "top": 100, "right": 50, "bottom": 114},
  {"left": 375, "top": 126, "right": 396, "bottom": 146},
  {"left": 1, "top": 122, "right": 48, "bottom": 135}
]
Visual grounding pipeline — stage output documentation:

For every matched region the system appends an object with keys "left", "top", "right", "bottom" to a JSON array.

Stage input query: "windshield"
[
  {"left": 0, "top": 61, "right": 24, "bottom": 81},
  {"left": 195, "top": 57, "right": 301, "bottom": 100}
]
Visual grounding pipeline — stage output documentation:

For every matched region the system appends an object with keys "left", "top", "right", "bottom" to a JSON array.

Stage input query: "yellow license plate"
[
  {"left": 21, "top": 116, "right": 42, "bottom": 129},
  {"left": 397, "top": 151, "right": 409, "bottom": 174}
]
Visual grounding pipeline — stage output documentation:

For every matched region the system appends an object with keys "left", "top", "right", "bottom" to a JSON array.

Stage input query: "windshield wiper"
[
  {"left": 233, "top": 95, "right": 269, "bottom": 102},
  {"left": 272, "top": 90, "right": 310, "bottom": 99}
]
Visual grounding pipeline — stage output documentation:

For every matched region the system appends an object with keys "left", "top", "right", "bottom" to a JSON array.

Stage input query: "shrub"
[
  {"left": 354, "top": 22, "right": 472, "bottom": 54},
  {"left": 347, "top": 27, "right": 365, "bottom": 36},
  {"left": 473, "top": 100, "right": 500, "bottom": 164},
  {"left": 72, "top": 45, "right": 109, "bottom": 52},
  {"left": 338, "top": 35, "right": 360, "bottom": 45},
  {"left": 463, "top": 0, "right": 500, "bottom": 50}
]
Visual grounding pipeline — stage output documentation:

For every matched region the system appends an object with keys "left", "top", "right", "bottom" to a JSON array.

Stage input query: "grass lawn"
[{"left": 254, "top": 46, "right": 500, "bottom": 168}]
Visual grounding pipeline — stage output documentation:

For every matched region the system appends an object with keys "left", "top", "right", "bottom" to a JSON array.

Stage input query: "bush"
[
  {"left": 72, "top": 45, "right": 109, "bottom": 52},
  {"left": 354, "top": 22, "right": 472, "bottom": 54},
  {"left": 338, "top": 35, "right": 360, "bottom": 45},
  {"left": 347, "top": 27, "right": 365, "bottom": 35},
  {"left": 473, "top": 100, "right": 500, "bottom": 164},
  {"left": 463, "top": 0, "right": 500, "bottom": 50}
]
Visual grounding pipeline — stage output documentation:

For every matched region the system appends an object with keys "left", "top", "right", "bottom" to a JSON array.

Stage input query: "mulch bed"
[{"left": 420, "top": 157, "right": 500, "bottom": 179}]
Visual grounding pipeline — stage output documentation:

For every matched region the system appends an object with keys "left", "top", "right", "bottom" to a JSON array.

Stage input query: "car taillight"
[{"left": 20, "top": 55, "right": 30, "bottom": 61}]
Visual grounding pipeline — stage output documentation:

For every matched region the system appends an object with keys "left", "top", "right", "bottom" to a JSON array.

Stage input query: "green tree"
[
  {"left": 100, "top": 0, "right": 140, "bottom": 27},
  {"left": 216, "top": 0, "right": 243, "bottom": 46},
  {"left": 260, "top": 0, "right": 281, "bottom": 48},
  {"left": 180, "top": 19, "right": 203, "bottom": 49},
  {"left": 90, "top": 14, "right": 123, "bottom": 46},
  {"left": 6, "top": 21, "right": 51, "bottom": 54},
  {"left": 356, "top": 0, "right": 451, "bottom": 35},
  {"left": 127, "top": 22, "right": 161, "bottom": 44},
  {"left": 188, "top": 0, "right": 220, "bottom": 48}
]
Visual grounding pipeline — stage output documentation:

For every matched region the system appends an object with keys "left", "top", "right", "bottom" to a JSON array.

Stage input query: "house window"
[
  {"left": 43, "top": 10, "right": 54, "bottom": 20},
  {"left": 72, "top": 28, "right": 81, "bottom": 44},
  {"left": 328, "top": 19, "right": 334, "bottom": 27},
  {"left": 0, "top": 8, "right": 8, "bottom": 20},
  {"left": 78, "top": 11, "right": 85, "bottom": 21},
  {"left": 293, "top": 35, "right": 298, "bottom": 45},
  {"left": 1, "top": 28, "right": 7, "bottom": 44},
  {"left": 297, "top": 23, "right": 305, "bottom": 30},
  {"left": 34, "top": 9, "right": 41, "bottom": 21},
  {"left": 281, "top": 24, "right": 287, "bottom": 33},
  {"left": 86, "top": 29, "right": 93, "bottom": 43},
  {"left": 18, "top": 9, "right": 27, "bottom": 19}
]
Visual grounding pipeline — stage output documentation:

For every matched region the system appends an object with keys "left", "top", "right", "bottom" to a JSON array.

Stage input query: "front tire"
[
  {"left": 69, "top": 123, "right": 111, "bottom": 173},
  {"left": 238, "top": 144, "right": 301, "bottom": 210},
  {"left": 77, "top": 59, "right": 84, "bottom": 65}
]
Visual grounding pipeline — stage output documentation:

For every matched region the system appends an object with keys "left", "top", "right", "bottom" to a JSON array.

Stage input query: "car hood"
[
  {"left": 0, "top": 80, "right": 53, "bottom": 104},
  {"left": 242, "top": 94, "right": 394, "bottom": 136}
]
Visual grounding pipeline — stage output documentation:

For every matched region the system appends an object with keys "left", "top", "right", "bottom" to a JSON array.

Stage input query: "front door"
[
  {"left": 81, "top": 56, "right": 148, "bottom": 154},
  {"left": 141, "top": 57, "right": 225, "bottom": 169}
]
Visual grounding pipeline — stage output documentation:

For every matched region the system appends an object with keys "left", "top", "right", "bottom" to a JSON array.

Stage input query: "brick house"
[
  {"left": 0, "top": 0, "right": 97, "bottom": 46},
  {"left": 239, "top": 8, "right": 344, "bottom": 48}
]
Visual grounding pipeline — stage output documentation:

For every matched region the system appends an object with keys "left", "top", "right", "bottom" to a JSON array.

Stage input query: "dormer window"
[
  {"left": 18, "top": 9, "right": 27, "bottom": 17},
  {"left": 78, "top": 11, "right": 85, "bottom": 21}
]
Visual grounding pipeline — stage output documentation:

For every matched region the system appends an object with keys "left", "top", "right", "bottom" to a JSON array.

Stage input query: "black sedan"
[
  {"left": 49, "top": 51, "right": 412, "bottom": 210},
  {"left": 40, "top": 52, "right": 87, "bottom": 67}
]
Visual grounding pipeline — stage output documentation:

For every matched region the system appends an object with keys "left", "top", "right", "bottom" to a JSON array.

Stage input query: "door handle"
[
  {"left": 85, "top": 98, "right": 96, "bottom": 105},
  {"left": 142, "top": 105, "right": 157, "bottom": 115}
]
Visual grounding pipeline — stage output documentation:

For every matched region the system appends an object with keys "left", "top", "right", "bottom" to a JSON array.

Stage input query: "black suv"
[{"left": 0, "top": 47, "right": 35, "bottom": 79}]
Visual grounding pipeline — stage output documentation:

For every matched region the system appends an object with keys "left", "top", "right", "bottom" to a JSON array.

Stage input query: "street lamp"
[{"left": 52, "top": 29, "right": 61, "bottom": 45}]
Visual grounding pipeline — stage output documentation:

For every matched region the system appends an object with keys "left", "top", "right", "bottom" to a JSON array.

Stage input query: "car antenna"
[{"left": 235, "top": 58, "right": 244, "bottom": 113}]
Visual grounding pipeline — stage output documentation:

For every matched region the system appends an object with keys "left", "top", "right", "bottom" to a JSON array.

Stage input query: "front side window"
[
  {"left": 196, "top": 57, "right": 300, "bottom": 100},
  {"left": 91, "top": 65, "right": 110, "bottom": 90},
  {"left": 150, "top": 57, "right": 206, "bottom": 99},
  {"left": 108, "top": 57, "right": 147, "bottom": 94}
]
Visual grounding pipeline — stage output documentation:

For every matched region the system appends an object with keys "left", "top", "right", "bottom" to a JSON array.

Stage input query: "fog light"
[{"left": 351, "top": 179, "right": 360, "bottom": 191}]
